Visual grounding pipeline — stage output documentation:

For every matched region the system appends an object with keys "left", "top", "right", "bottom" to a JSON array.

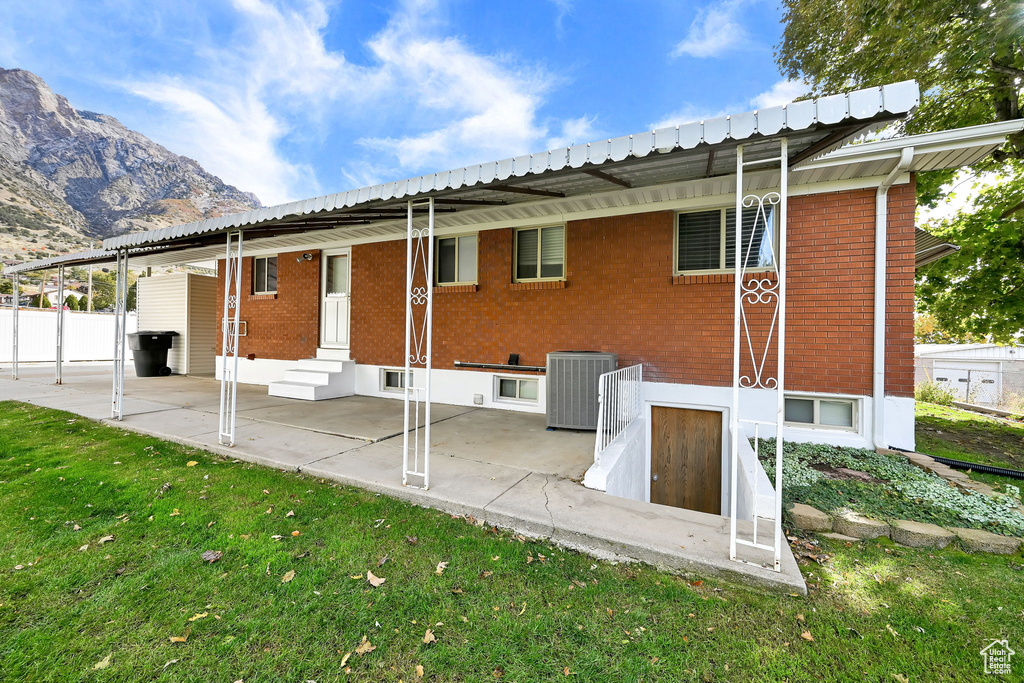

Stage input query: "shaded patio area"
[{"left": 0, "top": 362, "right": 805, "bottom": 594}]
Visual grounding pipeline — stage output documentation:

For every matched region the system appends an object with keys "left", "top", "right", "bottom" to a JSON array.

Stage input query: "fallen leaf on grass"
[
  {"left": 340, "top": 652, "right": 352, "bottom": 666},
  {"left": 435, "top": 561, "right": 448, "bottom": 575},
  {"left": 479, "top": 571, "right": 493, "bottom": 578},
  {"left": 285, "top": 510, "right": 295, "bottom": 518},
  {"left": 416, "top": 664, "right": 424, "bottom": 677},
  {"left": 367, "top": 571, "right": 386, "bottom": 588},
  {"left": 795, "top": 613, "right": 805, "bottom": 622},
  {"left": 201, "top": 550, "right": 223, "bottom": 564},
  {"left": 98, "top": 535, "right": 114, "bottom": 545},
  {"left": 186, "top": 461, "right": 198, "bottom": 467},
  {"left": 423, "top": 629, "right": 437, "bottom": 644},
  {"left": 169, "top": 509, "right": 181, "bottom": 517},
  {"left": 563, "top": 667, "right": 571, "bottom": 676},
  {"left": 169, "top": 631, "right": 189, "bottom": 644},
  {"left": 282, "top": 570, "right": 296, "bottom": 583},
  {"left": 886, "top": 624, "right": 900, "bottom": 639},
  {"left": 162, "top": 659, "right": 179, "bottom": 670},
  {"left": 891, "top": 675, "right": 909, "bottom": 683},
  {"left": 377, "top": 554, "right": 389, "bottom": 567},
  {"left": 93, "top": 654, "right": 112, "bottom": 670},
  {"left": 406, "top": 535, "right": 418, "bottom": 545},
  {"left": 291, "top": 530, "right": 301, "bottom": 537},
  {"left": 79, "top": 544, "right": 89, "bottom": 552},
  {"left": 188, "top": 612, "right": 209, "bottom": 622},
  {"left": 800, "top": 631, "right": 814, "bottom": 642},
  {"left": 355, "top": 636, "right": 375, "bottom": 655}
]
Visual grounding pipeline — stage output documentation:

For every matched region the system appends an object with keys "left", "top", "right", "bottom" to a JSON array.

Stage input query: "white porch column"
[
  {"left": 402, "top": 198, "right": 434, "bottom": 489},
  {"left": 110, "top": 250, "right": 129, "bottom": 419},
  {"left": 729, "top": 139, "right": 788, "bottom": 572},
  {"left": 55, "top": 264, "right": 65, "bottom": 385},
  {"left": 10, "top": 273, "right": 18, "bottom": 380},
  {"left": 218, "top": 230, "right": 243, "bottom": 446}
]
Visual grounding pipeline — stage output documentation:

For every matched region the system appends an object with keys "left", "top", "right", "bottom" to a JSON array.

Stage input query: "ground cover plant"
[
  {"left": 1, "top": 400, "right": 1022, "bottom": 682},
  {"left": 756, "top": 439, "right": 1024, "bottom": 536}
]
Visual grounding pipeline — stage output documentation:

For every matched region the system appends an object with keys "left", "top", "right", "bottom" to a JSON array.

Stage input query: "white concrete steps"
[{"left": 268, "top": 358, "right": 355, "bottom": 400}]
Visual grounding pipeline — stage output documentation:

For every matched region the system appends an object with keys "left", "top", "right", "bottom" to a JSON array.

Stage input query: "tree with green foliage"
[
  {"left": 777, "top": 0, "right": 1024, "bottom": 340},
  {"left": 64, "top": 294, "right": 79, "bottom": 311},
  {"left": 0, "top": 278, "right": 19, "bottom": 296},
  {"left": 30, "top": 294, "right": 51, "bottom": 308}
]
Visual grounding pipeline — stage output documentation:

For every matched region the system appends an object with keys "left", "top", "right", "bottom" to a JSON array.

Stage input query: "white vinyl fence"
[{"left": 0, "top": 308, "right": 137, "bottom": 363}]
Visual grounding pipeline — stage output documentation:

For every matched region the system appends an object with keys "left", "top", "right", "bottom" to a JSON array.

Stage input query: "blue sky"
[{"left": 1, "top": 0, "right": 802, "bottom": 206}]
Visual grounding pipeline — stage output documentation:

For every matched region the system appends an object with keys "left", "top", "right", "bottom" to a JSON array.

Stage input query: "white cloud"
[
  {"left": 651, "top": 79, "right": 807, "bottom": 131},
  {"left": 546, "top": 115, "right": 598, "bottom": 149},
  {"left": 672, "top": 1, "right": 746, "bottom": 59},
  {"left": 751, "top": 79, "right": 806, "bottom": 109}
]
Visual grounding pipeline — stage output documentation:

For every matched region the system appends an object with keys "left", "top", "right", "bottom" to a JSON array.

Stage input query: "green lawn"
[
  {"left": 916, "top": 402, "right": 1024, "bottom": 491},
  {"left": 1, "top": 400, "right": 1022, "bottom": 682}
]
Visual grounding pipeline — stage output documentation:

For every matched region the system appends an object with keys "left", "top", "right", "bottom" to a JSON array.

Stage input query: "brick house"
[{"left": 7, "top": 81, "right": 1021, "bottom": 536}]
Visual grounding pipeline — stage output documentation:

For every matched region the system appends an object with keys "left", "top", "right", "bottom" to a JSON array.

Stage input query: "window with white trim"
[
  {"left": 253, "top": 256, "right": 278, "bottom": 294},
  {"left": 784, "top": 396, "right": 857, "bottom": 431},
  {"left": 675, "top": 205, "right": 777, "bottom": 274},
  {"left": 380, "top": 368, "right": 407, "bottom": 393},
  {"left": 495, "top": 376, "right": 539, "bottom": 403},
  {"left": 436, "top": 234, "right": 478, "bottom": 285},
  {"left": 514, "top": 226, "right": 564, "bottom": 281}
]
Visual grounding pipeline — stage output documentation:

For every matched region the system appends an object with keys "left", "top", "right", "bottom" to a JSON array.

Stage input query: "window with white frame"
[
  {"left": 784, "top": 396, "right": 858, "bottom": 430},
  {"left": 253, "top": 256, "right": 279, "bottom": 294},
  {"left": 436, "top": 234, "right": 478, "bottom": 285},
  {"left": 380, "top": 368, "right": 406, "bottom": 393},
  {"left": 515, "top": 226, "right": 564, "bottom": 281},
  {"left": 495, "top": 376, "right": 539, "bottom": 403},
  {"left": 675, "top": 205, "right": 777, "bottom": 274}
]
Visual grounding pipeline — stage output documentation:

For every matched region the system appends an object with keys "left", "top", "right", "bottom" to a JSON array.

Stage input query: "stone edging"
[{"left": 788, "top": 503, "right": 1024, "bottom": 554}]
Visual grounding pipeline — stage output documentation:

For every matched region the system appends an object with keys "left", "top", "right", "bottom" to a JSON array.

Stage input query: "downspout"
[{"left": 872, "top": 147, "right": 914, "bottom": 449}]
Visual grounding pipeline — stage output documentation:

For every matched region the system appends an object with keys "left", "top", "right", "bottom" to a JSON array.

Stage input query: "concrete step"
[
  {"left": 268, "top": 380, "right": 322, "bottom": 400},
  {"left": 268, "top": 359, "right": 355, "bottom": 401},
  {"left": 283, "top": 368, "right": 334, "bottom": 385},
  {"left": 316, "top": 347, "right": 351, "bottom": 361},
  {"left": 298, "top": 357, "right": 350, "bottom": 373}
]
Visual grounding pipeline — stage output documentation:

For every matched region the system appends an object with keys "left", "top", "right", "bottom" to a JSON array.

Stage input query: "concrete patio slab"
[
  {"left": 189, "top": 419, "right": 369, "bottom": 470},
  {"left": 113, "top": 408, "right": 225, "bottom": 440},
  {"left": 232, "top": 395, "right": 478, "bottom": 442},
  {"left": 482, "top": 472, "right": 804, "bottom": 593},
  {"left": 302, "top": 441, "right": 532, "bottom": 517},
  {"left": 427, "top": 409, "right": 593, "bottom": 478}
]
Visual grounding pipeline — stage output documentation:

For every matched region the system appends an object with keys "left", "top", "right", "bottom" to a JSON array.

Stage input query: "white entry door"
[{"left": 320, "top": 249, "right": 351, "bottom": 348}]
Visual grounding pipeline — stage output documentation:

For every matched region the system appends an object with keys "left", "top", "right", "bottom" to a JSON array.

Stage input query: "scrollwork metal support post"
[
  {"left": 402, "top": 198, "right": 434, "bottom": 489},
  {"left": 218, "top": 230, "right": 243, "bottom": 446},
  {"left": 730, "top": 139, "right": 788, "bottom": 572}
]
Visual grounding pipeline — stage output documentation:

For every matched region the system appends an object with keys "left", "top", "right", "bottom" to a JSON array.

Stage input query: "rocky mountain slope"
[{"left": 0, "top": 67, "right": 260, "bottom": 263}]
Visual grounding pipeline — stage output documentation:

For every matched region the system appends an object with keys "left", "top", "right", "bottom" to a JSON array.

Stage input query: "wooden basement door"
[{"left": 650, "top": 406, "right": 723, "bottom": 514}]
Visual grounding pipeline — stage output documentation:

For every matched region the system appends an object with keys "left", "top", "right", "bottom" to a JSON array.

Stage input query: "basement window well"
[
  {"left": 784, "top": 395, "right": 857, "bottom": 431},
  {"left": 495, "top": 376, "right": 539, "bottom": 404},
  {"left": 381, "top": 368, "right": 407, "bottom": 393}
]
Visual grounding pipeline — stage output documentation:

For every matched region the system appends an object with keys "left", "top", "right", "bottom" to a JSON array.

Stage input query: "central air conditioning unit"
[{"left": 546, "top": 351, "right": 617, "bottom": 430}]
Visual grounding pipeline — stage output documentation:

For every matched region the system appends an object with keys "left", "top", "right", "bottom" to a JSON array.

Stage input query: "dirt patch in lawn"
[{"left": 916, "top": 404, "right": 1024, "bottom": 472}]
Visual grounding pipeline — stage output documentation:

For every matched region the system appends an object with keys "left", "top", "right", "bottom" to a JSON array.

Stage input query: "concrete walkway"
[{"left": 0, "top": 362, "right": 806, "bottom": 594}]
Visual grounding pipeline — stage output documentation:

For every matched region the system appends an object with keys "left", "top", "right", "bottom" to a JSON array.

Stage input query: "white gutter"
[{"left": 873, "top": 146, "right": 914, "bottom": 449}]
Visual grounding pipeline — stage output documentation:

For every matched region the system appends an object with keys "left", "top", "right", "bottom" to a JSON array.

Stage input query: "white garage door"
[{"left": 933, "top": 361, "right": 1001, "bottom": 405}]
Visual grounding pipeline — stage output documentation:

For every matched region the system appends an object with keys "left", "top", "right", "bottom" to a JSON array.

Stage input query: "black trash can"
[{"left": 128, "top": 331, "right": 180, "bottom": 377}]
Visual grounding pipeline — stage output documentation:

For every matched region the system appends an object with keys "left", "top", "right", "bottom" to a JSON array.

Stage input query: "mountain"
[{"left": 0, "top": 67, "right": 260, "bottom": 263}]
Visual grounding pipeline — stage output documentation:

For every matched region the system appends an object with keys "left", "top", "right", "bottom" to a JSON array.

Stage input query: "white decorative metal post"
[
  {"left": 10, "top": 273, "right": 19, "bottom": 380},
  {"left": 110, "top": 250, "right": 130, "bottom": 419},
  {"left": 402, "top": 198, "right": 434, "bottom": 488},
  {"left": 729, "top": 139, "right": 788, "bottom": 572},
  {"left": 55, "top": 264, "right": 65, "bottom": 385},
  {"left": 218, "top": 230, "right": 244, "bottom": 446}
]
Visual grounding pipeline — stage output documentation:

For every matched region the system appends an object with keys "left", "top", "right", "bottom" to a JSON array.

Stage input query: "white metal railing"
[{"left": 594, "top": 364, "right": 643, "bottom": 466}]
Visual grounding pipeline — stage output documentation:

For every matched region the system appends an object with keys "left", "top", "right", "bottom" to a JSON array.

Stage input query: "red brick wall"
[
  {"left": 216, "top": 249, "right": 320, "bottom": 361},
  {"left": 218, "top": 184, "right": 917, "bottom": 397}
]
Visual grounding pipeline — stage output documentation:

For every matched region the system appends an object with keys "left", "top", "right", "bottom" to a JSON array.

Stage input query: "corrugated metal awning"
[
  {"left": 97, "top": 81, "right": 921, "bottom": 255},
  {"left": 4, "top": 249, "right": 118, "bottom": 275}
]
